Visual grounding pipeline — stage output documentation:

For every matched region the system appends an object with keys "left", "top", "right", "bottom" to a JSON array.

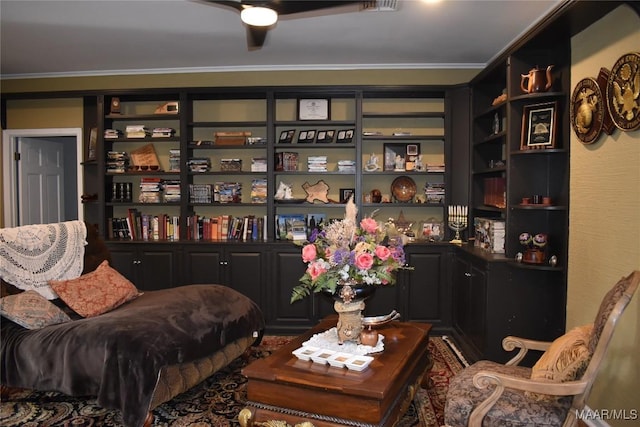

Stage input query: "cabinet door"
[
  {"left": 270, "top": 250, "right": 314, "bottom": 332},
  {"left": 468, "top": 262, "right": 487, "bottom": 354},
  {"left": 108, "top": 246, "right": 138, "bottom": 284},
  {"left": 227, "top": 249, "right": 264, "bottom": 305},
  {"left": 404, "top": 251, "right": 443, "bottom": 322},
  {"left": 137, "top": 248, "right": 178, "bottom": 291},
  {"left": 183, "top": 248, "right": 223, "bottom": 285}
]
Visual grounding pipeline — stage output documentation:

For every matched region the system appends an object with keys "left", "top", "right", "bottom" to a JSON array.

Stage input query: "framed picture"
[
  {"left": 419, "top": 218, "right": 444, "bottom": 242},
  {"left": 298, "top": 98, "right": 330, "bottom": 121},
  {"left": 339, "top": 188, "right": 355, "bottom": 203},
  {"left": 87, "top": 127, "right": 98, "bottom": 161},
  {"left": 297, "top": 130, "right": 308, "bottom": 143},
  {"left": 336, "top": 129, "right": 354, "bottom": 143},
  {"left": 383, "top": 143, "right": 421, "bottom": 171},
  {"left": 316, "top": 130, "right": 335, "bottom": 143},
  {"left": 521, "top": 101, "right": 557, "bottom": 150},
  {"left": 279, "top": 129, "right": 295, "bottom": 144}
]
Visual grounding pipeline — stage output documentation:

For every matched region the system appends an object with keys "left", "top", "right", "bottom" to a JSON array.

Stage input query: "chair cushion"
[
  {"left": 526, "top": 324, "right": 593, "bottom": 402},
  {"left": 589, "top": 273, "right": 633, "bottom": 353},
  {"left": 49, "top": 260, "right": 140, "bottom": 317},
  {"left": 0, "top": 290, "right": 71, "bottom": 329},
  {"left": 444, "top": 360, "right": 572, "bottom": 427}
]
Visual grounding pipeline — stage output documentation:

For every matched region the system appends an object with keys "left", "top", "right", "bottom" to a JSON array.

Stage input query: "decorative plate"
[
  {"left": 606, "top": 52, "right": 640, "bottom": 131},
  {"left": 570, "top": 77, "right": 604, "bottom": 144},
  {"left": 391, "top": 176, "right": 417, "bottom": 202}
]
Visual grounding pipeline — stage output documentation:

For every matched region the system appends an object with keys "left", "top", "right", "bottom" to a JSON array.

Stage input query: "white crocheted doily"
[{"left": 302, "top": 327, "right": 384, "bottom": 355}]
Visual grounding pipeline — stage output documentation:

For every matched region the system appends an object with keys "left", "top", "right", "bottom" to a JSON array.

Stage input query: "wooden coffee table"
[{"left": 240, "top": 316, "right": 432, "bottom": 427}]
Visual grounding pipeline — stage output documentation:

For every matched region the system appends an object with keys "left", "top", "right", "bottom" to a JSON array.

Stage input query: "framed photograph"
[
  {"left": 521, "top": 101, "right": 557, "bottom": 150},
  {"left": 419, "top": 218, "right": 444, "bottom": 242},
  {"left": 339, "top": 188, "right": 355, "bottom": 203},
  {"left": 336, "top": 129, "right": 354, "bottom": 143},
  {"left": 298, "top": 98, "right": 330, "bottom": 121},
  {"left": 296, "top": 130, "right": 308, "bottom": 143},
  {"left": 383, "top": 143, "right": 420, "bottom": 171},
  {"left": 279, "top": 129, "right": 295, "bottom": 144},
  {"left": 316, "top": 130, "right": 335, "bottom": 143},
  {"left": 87, "top": 127, "right": 98, "bottom": 161}
]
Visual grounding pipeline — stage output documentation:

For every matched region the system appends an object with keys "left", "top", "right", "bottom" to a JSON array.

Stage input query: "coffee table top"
[{"left": 242, "top": 316, "right": 431, "bottom": 423}]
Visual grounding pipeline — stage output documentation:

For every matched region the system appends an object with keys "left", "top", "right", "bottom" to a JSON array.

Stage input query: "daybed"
[{"left": 0, "top": 221, "right": 265, "bottom": 427}]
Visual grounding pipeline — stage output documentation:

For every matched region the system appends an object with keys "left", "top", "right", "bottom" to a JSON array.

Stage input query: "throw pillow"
[
  {"left": 50, "top": 260, "right": 140, "bottom": 317},
  {"left": 0, "top": 290, "right": 71, "bottom": 329},
  {"left": 526, "top": 323, "right": 593, "bottom": 402}
]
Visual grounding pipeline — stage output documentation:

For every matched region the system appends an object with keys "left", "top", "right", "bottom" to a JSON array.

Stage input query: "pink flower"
[
  {"left": 360, "top": 218, "right": 378, "bottom": 234},
  {"left": 301, "top": 244, "right": 317, "bottom": 262},
  {"left": 374, "top": 245, "right": 391, "bottom": 261},
  {"left": 355, "top": 252, "right": 374, "bottom": 270},
  {"left": 307, "top": 261, "right": 327, "bottom": 281}
]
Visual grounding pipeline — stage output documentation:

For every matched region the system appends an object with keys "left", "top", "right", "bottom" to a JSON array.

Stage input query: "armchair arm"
[
  {"left": 468, "top": 370, "right": 588, "bottom": 427},
  {"left": 502, "top": 336, "right": 553, "bottom": 366}
]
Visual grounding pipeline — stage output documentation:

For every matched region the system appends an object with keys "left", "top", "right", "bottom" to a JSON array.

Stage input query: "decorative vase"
[{"left": 329, "top": 282, "right": 376, "bottom": 344}]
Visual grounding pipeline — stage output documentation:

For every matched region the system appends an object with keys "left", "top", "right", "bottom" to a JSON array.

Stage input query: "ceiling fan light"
[{"left": 241, "top": 7, "right": 278, "bottom": 27}]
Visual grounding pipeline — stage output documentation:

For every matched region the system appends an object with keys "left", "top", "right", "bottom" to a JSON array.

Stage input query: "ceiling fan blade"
[
  {"left": 246, "top": 25, "right": 269, "bottom": 50},
  {"left": 268, "top": 1, "right": 364, "bottom": 16}
]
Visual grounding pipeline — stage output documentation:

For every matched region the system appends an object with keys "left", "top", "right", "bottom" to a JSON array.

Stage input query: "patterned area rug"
[{"left": 0, "top": 335, "right": 467, "bottom": 427}]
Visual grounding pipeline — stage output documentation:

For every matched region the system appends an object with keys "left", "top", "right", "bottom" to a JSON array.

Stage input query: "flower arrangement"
[
  {"left": 518, "top": 232, "right": 547, "bottom": 250},
  {"left": 290, "top": 197, "right": 407, "bottom": 303}
]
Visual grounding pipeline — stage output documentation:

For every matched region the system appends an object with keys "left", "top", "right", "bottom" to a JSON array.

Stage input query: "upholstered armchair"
[{"left": 444, "top": 270, "right": 639, "bottom": 427}]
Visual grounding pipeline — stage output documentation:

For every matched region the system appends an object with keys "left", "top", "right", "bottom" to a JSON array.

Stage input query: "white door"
[{"left": 18, "top": 137, "right": 66, "bottom": 225}]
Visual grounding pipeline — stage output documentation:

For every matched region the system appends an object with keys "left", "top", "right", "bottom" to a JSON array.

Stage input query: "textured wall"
[{"left": 569, "top": 5, "right": 640, "bottom": 423}]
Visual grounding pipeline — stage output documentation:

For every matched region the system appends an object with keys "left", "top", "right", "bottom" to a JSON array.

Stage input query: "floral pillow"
[
  {"left": 49, "top": 260, "right": 140, "bottom": 317},
  {"left": 526, "top": 323, "right": 593, "bottom": 402},
  {"left": 0, "top": 290, "right": 71, "bottom": 329}
]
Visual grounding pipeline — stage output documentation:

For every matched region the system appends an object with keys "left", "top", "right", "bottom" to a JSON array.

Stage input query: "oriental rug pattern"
[{"left": 0, "top": 335, "right": 467, "bottom": 427}]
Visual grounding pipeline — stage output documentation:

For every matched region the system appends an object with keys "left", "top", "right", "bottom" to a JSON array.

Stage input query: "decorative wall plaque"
[
  {"left": 606, "top": 52, "right": 640, "bottom": 131},
  {"left": 570, "top": 77, "right": 604, "bottom": 144}
]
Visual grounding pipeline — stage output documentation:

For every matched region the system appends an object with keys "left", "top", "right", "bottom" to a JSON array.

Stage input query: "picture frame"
[
  {"left": 418, "top": 218, "right": 444, "bottom": 242},
  {"left": 279, "top": 129, "right": 295, "bottom": 144},
  {"left": 87, "top": 127, "right": 98, "bottom": 161},
  {"left": 316, "top": 129, "right": 335, "bottom": 143},
  {"left": 298, "top": 98, "right": 330, "bottom": 121},
  {"left": 383, "top": 143, "right": 421, "bottom": 171},
  {"left": 521, "top": 101, "right": 557, "bottom": 150},
  {"left": 297, "top": 129, "right": 316, "bottom": 143},
  {"left": 336, "top": 129, "right": 354, "bottom": 143},
  {"left": 339, "top": 188, "right": 355, "bottom": 204}
]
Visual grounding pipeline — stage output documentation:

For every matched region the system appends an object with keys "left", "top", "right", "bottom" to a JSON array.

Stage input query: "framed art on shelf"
[
  {"left": 336, "top": 129, "right": 354, "bottom": 143},
  {"left": 279, "top": 129, "right": 295, "bottom": 144},
  {"left": 521, "top": 101, "right": 558, "bottom": 150},
  {"left": 339, "top": 188, "right": 355, "bottom": 203},
  {"left": 298, "top": 99, "right": 330, "bottom": 121},
  {"left": 316, "top": 130, "right": 335, "bottom": 143},
  {"left": 86, "top": 127, "right": 98, "bottom": 161}
]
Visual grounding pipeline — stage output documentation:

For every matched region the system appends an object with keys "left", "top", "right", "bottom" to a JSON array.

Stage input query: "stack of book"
[
  {"left": 139, "top": 177, "right": 163, "bottom": 203},
  {"left": 307, "top": 155, "right": 327, "bottom": 172},
  {"left": 251, "top": 178, "right": 268, "bottom": 203},
  {"left": 104, "top": 129, "right": 123, "bottom": 139},
  {"left": 152, "top": 127, "right": 175, "bottom": 138},
  {"left": 337, "top": 160, "right": 356, "bottom": 173},
  {"left": 187, "top": 158, "right": 211, "bottom": 172},
  {"left": 189, "top": 183, "right": 213, "bottom": 203},
  {"left": 187, "top": 214, "right": 267, "bottom": 242},
  {"left": 168, "top": 149, "right": 180, "bottom": 172},
  {"left": 163, "top": 180, "right": 181, "bottom": 203},
  {"left": 106, "top": 151, "right": 129, "bottom": 173},
  {"left": 426, "top": 163, "right": 446, "bottom": 173},
  {"left": 125, "top": 125, "right": 150, "bottom": 138},
  {"left": 424, "top": 182, "right": 446, "bottom": 204},
  {"left": 214, "top": 182, "right": 242, "bottom": 203}
]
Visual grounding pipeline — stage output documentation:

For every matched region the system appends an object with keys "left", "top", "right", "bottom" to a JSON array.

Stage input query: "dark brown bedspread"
[{"left": 1, "top": 284, "right": 265, "bottom": 427}]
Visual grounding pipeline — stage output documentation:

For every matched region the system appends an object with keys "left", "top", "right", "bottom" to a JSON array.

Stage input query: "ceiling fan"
[{"left": 206, "top": 1, "right": 370, "bottom": 49}]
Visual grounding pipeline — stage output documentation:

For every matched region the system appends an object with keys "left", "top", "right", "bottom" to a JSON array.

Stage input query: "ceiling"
[{"left": 0, "top": 0, "right": 563, "bottom": 79}]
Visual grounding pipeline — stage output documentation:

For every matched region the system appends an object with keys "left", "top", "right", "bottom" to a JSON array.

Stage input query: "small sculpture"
[
  {"left": 302, "top": 180, "right": 330, "bottom": 204},
  {"left": 275, "top": 181, "right": 293, "bottom": 200},
  {"left": 414, "top": 154, "right": 424, "bottom": 171},
  {"left": 365, "top": 152, "right": 380, "bottom": 171},
  {"left": 394, "top": 154, "right": 405, "bottom": 171}
]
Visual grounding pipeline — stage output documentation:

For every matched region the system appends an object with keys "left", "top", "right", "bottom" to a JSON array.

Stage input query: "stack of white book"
[
  {"left": 307, "top": 155, "right": 327, "bottom": 172},
  {"left": 337, "top": 160, "right": 356, "bottom": 173},
  {"left": 126, "top": 125, "right": 149, "bottom": 138},
  {"left": 152, "top": 127, "right": 175, "bottom": 138}
]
